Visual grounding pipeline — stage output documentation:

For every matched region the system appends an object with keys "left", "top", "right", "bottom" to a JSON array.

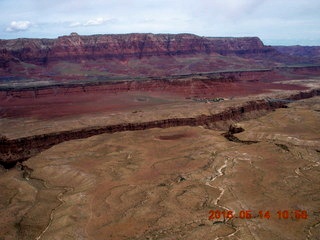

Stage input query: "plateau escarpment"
[
  {"left": 2, "top": 33, "right": 319, "bottom": 81},
  {"left": 0, "top": 33, "right": 272, "bottom": 65}
]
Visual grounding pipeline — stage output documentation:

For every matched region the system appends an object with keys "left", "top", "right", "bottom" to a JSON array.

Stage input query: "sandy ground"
[{"left": 0, "top": 96, "right": 319, "bottom": 240}]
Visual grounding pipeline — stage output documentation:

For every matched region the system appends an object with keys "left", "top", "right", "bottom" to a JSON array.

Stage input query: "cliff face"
[{"left": 0, "top": 33, "right": 274, "bottom": 65}]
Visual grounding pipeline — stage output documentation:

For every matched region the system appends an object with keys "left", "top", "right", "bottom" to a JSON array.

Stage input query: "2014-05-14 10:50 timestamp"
[{"left": 208, "top": 210, "right": 308, "bottom": 220}]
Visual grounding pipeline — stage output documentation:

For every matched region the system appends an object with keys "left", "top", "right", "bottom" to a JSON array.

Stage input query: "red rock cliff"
[{"left": 0, "top": 33, "right": 274, "bottom": 65}]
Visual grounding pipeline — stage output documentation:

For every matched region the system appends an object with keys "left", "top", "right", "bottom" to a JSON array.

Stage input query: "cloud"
[
  {"left": 69, "top": 17, "right": 111, "bottom": 27},
  {"left": 83, "top": 17, "right": 107, "bottom": 26},
  {"left": 6, "top": 21, "right": 32, "bottom": 32},
  {"left": 69, "top": 22, "right": 81, "bottom": 27}
]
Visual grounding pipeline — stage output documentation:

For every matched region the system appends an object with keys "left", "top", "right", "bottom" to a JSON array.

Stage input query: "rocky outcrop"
[
  {"left": 1, "top": 89, "right": 319, "bottom": 168},
  {"left": 222, "top": 124, "right": 258, "bottom": 144},
  {"left": 0, "top": 33, "right": 275, "bottom": 65}
]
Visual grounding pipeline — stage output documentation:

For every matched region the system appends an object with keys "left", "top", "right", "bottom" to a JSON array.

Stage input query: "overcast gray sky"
[{"left": 1, "top": 0, "right": 319, "bottom": 45}]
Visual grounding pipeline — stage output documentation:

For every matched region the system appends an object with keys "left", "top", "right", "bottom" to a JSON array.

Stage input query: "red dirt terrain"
[
  {"left": 0, "top": 79, "right": 308, "bottom": 119},
  {"left": 1, "top": 67, "right": 318, "bottom": 119}
]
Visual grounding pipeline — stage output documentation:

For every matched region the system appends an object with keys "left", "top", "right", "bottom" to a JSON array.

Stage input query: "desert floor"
[{"left": 0, "top": 95, "right": 319, "bottom": 240}]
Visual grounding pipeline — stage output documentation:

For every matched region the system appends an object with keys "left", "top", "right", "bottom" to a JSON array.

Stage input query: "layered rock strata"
[{"left": 0, "top": 33, "right": 273, "bottom": 66}]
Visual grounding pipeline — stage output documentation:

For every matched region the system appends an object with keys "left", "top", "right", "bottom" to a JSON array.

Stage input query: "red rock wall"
[{"left": 0, "top": 33, "right": 273, "bottom": 65}]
